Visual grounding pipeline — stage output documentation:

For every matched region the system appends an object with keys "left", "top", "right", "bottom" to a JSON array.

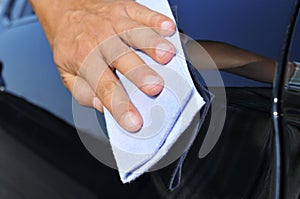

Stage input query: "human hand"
[{"left": 30, "top": 0, "right": 176, "bottom": 132}]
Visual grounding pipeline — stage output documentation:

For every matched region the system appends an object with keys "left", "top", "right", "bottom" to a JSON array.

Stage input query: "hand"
[{"left": 30, "top": 0, "right": 176, "bottom": 132}]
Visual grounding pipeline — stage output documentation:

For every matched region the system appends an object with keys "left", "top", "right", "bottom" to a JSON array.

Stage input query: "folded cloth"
[{"left": 104, "top": 0, "right": 205, "bottom": 183}]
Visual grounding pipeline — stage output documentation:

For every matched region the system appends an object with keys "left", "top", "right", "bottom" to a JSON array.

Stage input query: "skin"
[
  {"left": 29, "top": 0, "right": 177, "bottom": 132},
  {"left": 184, "top": 39, "right": 277, "bottom": 83},
  {"left": 29, "top": 0, "right": 278, "bottom": 133}
]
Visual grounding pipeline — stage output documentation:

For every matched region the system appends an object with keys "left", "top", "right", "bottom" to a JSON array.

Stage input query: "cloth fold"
[{"left": 104, "top": 0, "right": 205, "bottom": 183}]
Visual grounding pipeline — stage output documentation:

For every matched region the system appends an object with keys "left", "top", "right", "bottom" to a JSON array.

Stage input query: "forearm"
[
  {"left": 186, "top": 40, "right": 276, "bottom": 83},
  {"left": 196, "top": 40, "right": 267, "bottom": 69},
  {"left": 225, "top": 60, "right": 276, "bottom": 83}
]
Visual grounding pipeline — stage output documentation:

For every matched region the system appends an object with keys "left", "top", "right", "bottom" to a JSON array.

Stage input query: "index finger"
[
  {"left": 79, "top": 47, "right": 143, "bottom": 132},
  {"left": 125, "top": 1, "right": 176, "bottom": 36}
]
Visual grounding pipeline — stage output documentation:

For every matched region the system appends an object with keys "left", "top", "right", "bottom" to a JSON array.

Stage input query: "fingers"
[
  {"left": 114, "top": 17, "right": 176, "bottom": 65},
  {"left": 65, "top": 73, "right": 143, "bottom": 132},
  {"left": 125, "top": 1, "right": 176, "bottom": 36},
  {"left": 95, "top": 68, "right": 143, "bottom": 132},
  {"left": 78, "top": 49, "right": 143, "bottom": 132},
  {"left": 51, "top": 0, "right": 180, "bottom": 133},
  {"left": 112, "top": 51, "right": 164, "bottom": 96},
  {"left": 59, "top": 71, "right": 104, "bottom": 112},
  {"left": 99, "top": 35, "right": 164, "bottom": 96}
]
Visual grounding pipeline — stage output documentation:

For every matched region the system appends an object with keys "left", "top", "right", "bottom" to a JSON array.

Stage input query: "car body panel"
[{"left": 0, "top": 0, "right": 297, "bottom": 126}]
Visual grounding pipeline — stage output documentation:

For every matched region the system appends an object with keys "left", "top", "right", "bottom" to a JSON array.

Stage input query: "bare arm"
[{"left": 185, "top": 40, "right": 277, "bottom": 83}]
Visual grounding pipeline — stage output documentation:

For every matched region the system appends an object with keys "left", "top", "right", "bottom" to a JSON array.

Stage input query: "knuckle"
[
  {"left": 96, "top": 80, "right": 117, "bottom": 102},
  {"left": 147, "top": 12, "right": 162, "bottom": 25},
  {"left": 74, "top": 94, "right": 92, "bottom": 108},
  {"left": 122, "top": 31, "right": 135, "bottom": 46},
  {"left": 123, "top": 22, "right": 140, "bottom": 31},
  {"left": 52, "top": 37, "right": 83, "bottom": 75},
  {"left": 111, "top": 3, "right": 126, "bottom": 15},
  {"left": 76, "top": 98, "right": 87, "bottom": 107},
  {"left": 66, "top": 10, "right": 84, "bottom": 25},
  {"left": 99, "top": 38, "right": 129, "bottom": 65},
  {"left": 53, "top": 51, "right": 78, "bottom": 75},
  {"left": 78, "top": 99, "right": 92, "bottom": 107},
  {"left": 122, "top": 28, "right": 153, "bottom": 49},
  {"left": 73, "top": 33, "right": 96, "bottom": 63},
  {"left": 73, "top": 87, "right": 92, "bottom": 107},
  {"left": 110, "top": 56, "right": 120, "bottom": 68},
  {"left": 109, "top": 46, "right": 129, "bottom": 65},
  {"left": 122, "top": 27, "right": 142, "bottom": 45}
]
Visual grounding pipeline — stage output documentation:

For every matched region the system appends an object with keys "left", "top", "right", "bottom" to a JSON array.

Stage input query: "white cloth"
[{"left": 104, "top": 0, "right": 205, "bottom": 183}]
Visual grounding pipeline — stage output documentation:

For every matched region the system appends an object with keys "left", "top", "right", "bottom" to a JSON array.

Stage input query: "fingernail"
[
  {"left": 122, "top": 112, "right": 142, "bottom": 132},
  {"left": 156, "top": 43, "right": 174, "bottom": 59},
  {"left": 142, "top": 75, "right": 164, "bottom": 95},
  {"left": 93, "top": 97, "right": 102, "bottom": 109},
  {"left": 161, "top": 21, "right": 174, "bottom": 31}
]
